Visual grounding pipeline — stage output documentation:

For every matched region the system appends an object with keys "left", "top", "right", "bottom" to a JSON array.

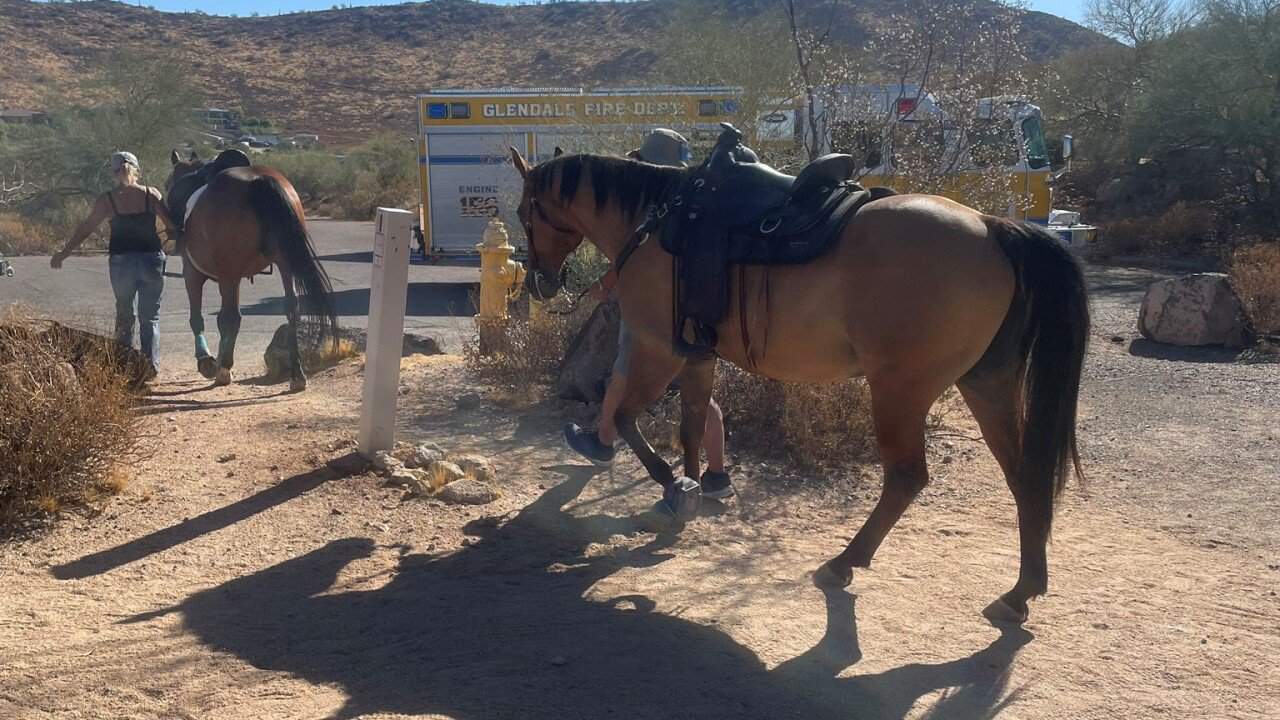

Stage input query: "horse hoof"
[
  {"left": 982, "top": 597, "right": 1029, "bottom": 626},
  {"left": 214, "top": 368, "right": 232, "bottom": 386},
  {"left": 197, "top": 356, "right": 218, "bottom": 379},
  {"left": 813, "top": 561, "right": 853, "bottom": 590},
  {"left": 664, "top": 476, "right": 701, "bottom": 523},
  {"left": 290, "top": 377, "right": 307, "bottom": 392},
  {"left": 640, "top": 502, "right": 680, "bottom": 533}
]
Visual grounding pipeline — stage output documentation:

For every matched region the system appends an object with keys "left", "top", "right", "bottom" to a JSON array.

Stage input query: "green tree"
[
  {"left": 1132, "top": 0, "right": 1280, "bottom": 220},
  {"left": 0, "top": 49, "right": 200, "bottom": 245}
]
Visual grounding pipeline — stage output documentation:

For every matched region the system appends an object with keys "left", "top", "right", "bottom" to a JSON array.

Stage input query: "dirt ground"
[{"left": 2, "top": 265, "right": 1277, "bottom": 720}]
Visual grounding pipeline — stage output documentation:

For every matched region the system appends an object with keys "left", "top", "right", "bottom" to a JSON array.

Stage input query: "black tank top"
[{"left": 106, "top": 188, "right": 164, "bottom": 255}]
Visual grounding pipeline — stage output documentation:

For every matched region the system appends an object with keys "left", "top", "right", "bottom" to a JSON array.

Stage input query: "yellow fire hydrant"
[{"left": 476, "top": 217, "right": 525, "bottom": 354}]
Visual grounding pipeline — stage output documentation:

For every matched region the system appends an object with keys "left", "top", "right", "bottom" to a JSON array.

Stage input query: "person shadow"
[{"left": 124, "top": 465, "right": 1032, "bottom": 719}]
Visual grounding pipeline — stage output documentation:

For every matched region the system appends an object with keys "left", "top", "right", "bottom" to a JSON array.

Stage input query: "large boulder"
[
  {"left": 555, "top": 300, "right": 620, "bottom": 403},
  {"left": 1139, "top": 273, "right": 1250, "bottom": 348},
  {"left": 263, "top": 321, "right": 442, "bottom": 381}
]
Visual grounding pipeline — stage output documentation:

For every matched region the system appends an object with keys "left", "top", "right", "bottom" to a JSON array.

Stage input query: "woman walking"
[{"left": 51, "top": 151, "right": 179, "bottom": 379}]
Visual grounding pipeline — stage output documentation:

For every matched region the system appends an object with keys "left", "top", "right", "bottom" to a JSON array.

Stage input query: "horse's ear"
[
  {"left": 553, "top": 146, "right": 564, "bottom": 158},
  {"left": 170, "top": 150, "right": 181, "bottom": 166},
  {"left": 189, "top": 150, "right": 199, "bottom": 161},
  {"left": 509, "top": 146, "right": 530, "bottom": 179}
]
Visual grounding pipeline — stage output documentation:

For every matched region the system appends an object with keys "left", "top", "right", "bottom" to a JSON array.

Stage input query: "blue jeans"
[{"left": 109, "top": 252, "right": 166, "bottom": 370}]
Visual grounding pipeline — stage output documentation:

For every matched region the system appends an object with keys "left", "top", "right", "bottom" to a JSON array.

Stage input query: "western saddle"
[
  {"left": 168, "top": 148, "right": 254, "bottom": 236},
  {"left": 649, "top": 123, "right": 893, "bottom": 355}
]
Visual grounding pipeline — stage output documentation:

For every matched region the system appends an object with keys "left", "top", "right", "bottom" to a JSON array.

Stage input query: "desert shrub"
[
  {"left": 1230, "top": 242, "right": 1280, "bottom": 335},
  {"left": 1091, "top": 203, "right": 1217, "bottom": 260},
  {"left": 0, "top": 201, "right": 94, "bottom": 256},
  {"left": 333, "top": 134, "right": 418, "bottom": 220},
  {"left": 462, "top": 304, "right": 588, "bottom": 400},
  {"left": 0, "top": 213, "right": 57, "bottom": 256},
  {"left": 0, "top": 314, "right": 144, "bottom": 528},
  {"left": 462, "top": 242, "right": 615, "bottom": 397},
  {"left": 712, "top": 364, "right": 880, "bottom": 469},
  {"left": 267, "top": 150, "right": 353, "bottom": 207},
  {"left": 1151, "top": 202, "right": 1216, "bottom": 254},
  {"left": 1092, "top": 217, "right": 1152, "bottom": 258}
]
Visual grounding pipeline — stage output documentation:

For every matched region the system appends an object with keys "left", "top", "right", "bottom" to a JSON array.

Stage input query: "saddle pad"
[{"left": 184, "top": 185, "right": 207, "bottom": 224}]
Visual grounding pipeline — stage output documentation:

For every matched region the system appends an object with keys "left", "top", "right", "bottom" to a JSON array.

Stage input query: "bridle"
[{"left": 522, "top": 195, "right": 578, "bottom": 301}]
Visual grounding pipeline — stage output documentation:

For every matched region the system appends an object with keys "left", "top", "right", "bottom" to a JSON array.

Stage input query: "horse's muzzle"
[{"left": 525, "top": 269, "right": 562, "bottom": 300}]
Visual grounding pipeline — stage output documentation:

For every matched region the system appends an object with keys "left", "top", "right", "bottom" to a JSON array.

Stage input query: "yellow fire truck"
[{"left": 415, "top": 86, "right": 796, "bottom": 256}]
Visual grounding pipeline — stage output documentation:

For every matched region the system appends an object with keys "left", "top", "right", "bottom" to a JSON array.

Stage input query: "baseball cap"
[
  {"left": 629, "top": 129, "right": 692, "bottom": 167},
  {"left": 110, "top": 151, "right": 140, "bottom": 172}
]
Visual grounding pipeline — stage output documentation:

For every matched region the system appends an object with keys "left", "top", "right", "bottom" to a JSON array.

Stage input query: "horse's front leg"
[
  {"left": 213, "top": 279, "right": 241, "bottom": 386},
  {"left": 184, "top": 259, "right": 217, "bottom": 379},
  {"left": 612, "top": 344, "right": 700, "bottom": 522}
]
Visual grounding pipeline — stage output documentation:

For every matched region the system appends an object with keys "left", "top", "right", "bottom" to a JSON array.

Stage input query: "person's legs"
[
  {"left": 135, "top": 252, "right": 166, "bottom": 374},
  {"left": 597, "top": 367, "right": 626, "bottom": 445},
  {"left": 108, "top": 254, "right": 139, "bottom": 350},
  {"left": 563, "top": 318, "right": 631, "bottom": 465},
  {"left": 703, "top": 398, "right": 725, "bottom": 473},
  {"left": 700, "top": 398, "right": 735, "bottom": 499}
]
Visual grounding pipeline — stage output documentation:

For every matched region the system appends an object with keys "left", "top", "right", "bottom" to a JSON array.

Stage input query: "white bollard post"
[{"left": 358, "top": 207, "right": 414, "bottom": 457}]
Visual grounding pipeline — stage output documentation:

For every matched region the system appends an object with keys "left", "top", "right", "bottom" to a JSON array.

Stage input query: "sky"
[{"left": 91, "top": 0, "right": 1090, "bottom": 24}]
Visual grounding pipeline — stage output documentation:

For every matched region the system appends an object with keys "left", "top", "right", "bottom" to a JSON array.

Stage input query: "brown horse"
[
  {"left": 508, "top": 148, "right": 1090, "bottom": 624},
  {"left": 166, "top": 151, "right": 336, "bottom": 390}
]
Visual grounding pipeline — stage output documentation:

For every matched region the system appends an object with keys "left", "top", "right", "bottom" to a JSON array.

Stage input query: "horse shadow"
[{"left": 127, "top": 466, "right": 1031, "bottom": 719}]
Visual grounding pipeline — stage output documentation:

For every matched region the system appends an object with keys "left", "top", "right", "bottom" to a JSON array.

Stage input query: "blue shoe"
[
  {"left": 563, "top": 423, "right": 616, "bottom": 466},
  {"left": 701, "top": 471, "right": 735, "bottom": 499}
]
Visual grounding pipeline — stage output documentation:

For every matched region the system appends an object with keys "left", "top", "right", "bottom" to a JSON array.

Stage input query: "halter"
[{"left": 523, "top": 196, "right": 579, "bottom": 302}]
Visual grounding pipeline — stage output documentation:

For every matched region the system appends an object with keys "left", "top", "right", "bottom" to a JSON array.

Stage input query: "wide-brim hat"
[{"left": 628, "top": 128, "right": 691, "bottom": 167}]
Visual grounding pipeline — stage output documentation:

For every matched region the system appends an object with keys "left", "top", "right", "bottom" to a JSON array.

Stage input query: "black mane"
[{"left": 530, "top": 154, "right": 682, "bottom": 219}]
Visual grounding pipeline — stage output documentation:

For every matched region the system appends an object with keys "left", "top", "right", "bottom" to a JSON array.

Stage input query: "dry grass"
[
  {"left": 465, "top": 286, "right": 954, "bottom": 471},
  {"left": 713, "top": 364, "right": 880, "bottom": 470},
  {"left": 625, "top": 363, "right": 959, "bottom": 472},
  {"left": 0, "top": 312, "right": 146, "bottom": 529},
  {"left": 462, "top": 306, "right": 587, "bottom": 402},
  {"left": 1230, "top": 242, "right": 1280, "bottom": 335},
  {"left": 1094, "top": 203, "right": 1217, "bottom": 259},
  {"left": 0, "top": 212, "right": 65, "bottom": 256}
]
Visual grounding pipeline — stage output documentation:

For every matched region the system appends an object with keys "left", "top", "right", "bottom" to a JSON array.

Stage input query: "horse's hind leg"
[
  {"left": 214, "top": 280, "right": 241, "bottom": 386},
  {"left": 184, "top": 261, "right": 217, "bottom": 379},
  {"left": 958, "top": 362, "right": 1044, "bottom": 625},
  {"left": 279, "top": 267, "right": 306, "bottom": 392},
  {"left": 815, "top": 376, "right": 939, "bottom": 590}
]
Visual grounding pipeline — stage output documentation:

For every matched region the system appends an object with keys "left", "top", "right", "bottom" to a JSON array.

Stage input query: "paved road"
[{"left": 1, "top": 220, "right": 479, "bottom": 372}]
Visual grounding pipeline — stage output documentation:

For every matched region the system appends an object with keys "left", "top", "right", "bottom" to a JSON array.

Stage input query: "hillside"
[{"left": 0, "top": 0, "right": 1110, "bottom": 144}]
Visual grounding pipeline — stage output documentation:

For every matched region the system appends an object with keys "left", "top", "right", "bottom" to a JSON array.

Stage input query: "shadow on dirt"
[
  {"left": 50, "top": 455, "right": 362, "bottom": 580},
  {"left": 121, "top": 465, "right": 1032, "bottom": 719},
  {"left": 241, "top": 282, "right": 477, "bottom": 318},
  {"left": 1126, "top": 338, "right": 1242, "bottom": 364}
]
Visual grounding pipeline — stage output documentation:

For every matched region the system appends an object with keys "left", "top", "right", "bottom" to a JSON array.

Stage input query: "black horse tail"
[
  {"left": 247, "top": 174, "right": 338, "bottom": 347},
  {"left": 988, "top": 217, "right": 1090, "bottom": 537}
]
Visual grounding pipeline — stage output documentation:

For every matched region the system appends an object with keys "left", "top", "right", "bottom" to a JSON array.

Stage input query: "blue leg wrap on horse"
[{"left": 195, "top": 335, "right": 211, "bottom": 359}]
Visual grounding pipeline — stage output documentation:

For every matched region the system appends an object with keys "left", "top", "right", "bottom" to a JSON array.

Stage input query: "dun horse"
[
  {"left": 509, "top": 144, "right": 1089, "bottom": 624},
  {"left": 166, "top": 151, "right": 337, "bottom": 390}
]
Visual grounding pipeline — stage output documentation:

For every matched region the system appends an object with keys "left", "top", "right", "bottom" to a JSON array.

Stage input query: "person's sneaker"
[
  {"left": 562, "top": 423, "right": 616, "bottom": 466},
  {"left": 701, "top": 470, "right": 735, "bottom": 499}
]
